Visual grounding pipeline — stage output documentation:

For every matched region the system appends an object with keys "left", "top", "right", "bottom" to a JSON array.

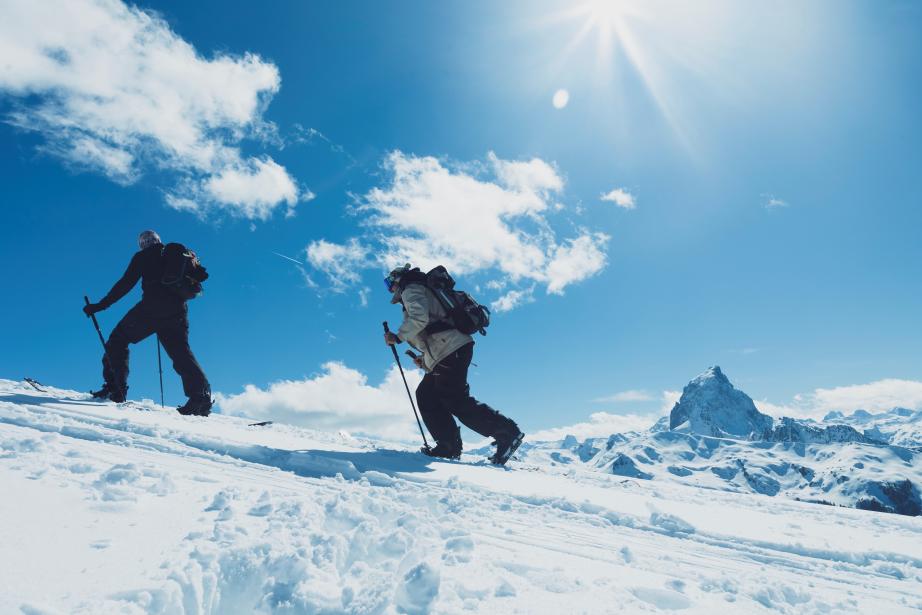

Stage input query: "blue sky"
[{"left": 2, "top": 0, "right": 922, "bottom": 440}]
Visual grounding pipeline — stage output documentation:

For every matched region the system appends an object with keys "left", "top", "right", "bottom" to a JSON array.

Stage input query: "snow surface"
[{"left": 2, "top": 378, "right": 922, "bottom": 614}]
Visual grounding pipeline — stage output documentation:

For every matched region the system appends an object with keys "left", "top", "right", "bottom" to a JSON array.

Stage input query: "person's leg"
[
  {"left": 435, "top": 344, "right": 519, "bottom": 438},
  {"left": 416, "top": 373, "right": 461, "bottom": 453},
  {"left": 155, "top": 312, "right": 210, "bottom": 400},
  {"left": 104, "top": 304, "right": 155, "bottom": 400}
]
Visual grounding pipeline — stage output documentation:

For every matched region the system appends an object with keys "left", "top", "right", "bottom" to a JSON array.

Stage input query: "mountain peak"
[
  {"left": 669, "top": 366, "right": 773, "bottom": 439},
  {"left": 694, "top": 365, "right": 728, "bottom": 384}
]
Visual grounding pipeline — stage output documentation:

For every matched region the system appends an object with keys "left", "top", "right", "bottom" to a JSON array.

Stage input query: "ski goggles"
[
  {"left": 384, "top": 264, "right": 412, "bottom": 293},
  {"left": 383, "top": 275, "right": 399, "bottom": 293}
]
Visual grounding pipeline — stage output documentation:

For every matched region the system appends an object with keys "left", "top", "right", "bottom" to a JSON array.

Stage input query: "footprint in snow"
[
  {"left": 205, "top": 489, "right": 237, "bottom": 511},
  {"left": 394, "top": 561, "right": 440, "bottom": 615},
  {"left": 649, "top": 512, "right": 695, "bottom": 535},
  {"left": 248, "top": 492, "right": 273, "bottom": 517},
  {"left": 631, "top": 587, "right": 692, "bottom": 610},
  {"left": 442, "top": 535, "right": 474, "bottom": 565}
]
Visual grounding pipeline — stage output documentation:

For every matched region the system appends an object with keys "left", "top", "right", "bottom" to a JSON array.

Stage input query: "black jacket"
[{"left": 99, "top": 244, "right": 185, "bottom": 316}]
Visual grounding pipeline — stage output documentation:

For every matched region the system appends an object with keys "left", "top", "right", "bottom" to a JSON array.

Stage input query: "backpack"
[
  {"left": 401, "top": 266, "right": 491, "bottom": 336},
  {"left": 160, "top": 243, "right": 208, "bottom": 300}
]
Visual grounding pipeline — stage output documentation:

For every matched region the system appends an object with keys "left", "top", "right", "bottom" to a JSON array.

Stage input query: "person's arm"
[
  {"left": 97, "top": 253, "right": 143, "bottom": 310},
  {"left": 396, "top": 284, "right": 431, "bottom": 341}
]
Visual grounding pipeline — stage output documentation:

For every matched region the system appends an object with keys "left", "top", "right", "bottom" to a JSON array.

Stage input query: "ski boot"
[
  {"left": 421, "top": 439, "right": 462, "bottom": 460},
  {"left": 92, "top": 383, "right": 126, "bottom": 403},
  {"left": 489, "top": 429, "right": 524, "bottom": 465},
  {"left": 177, "top": 395, "right": 213, "bottom": 417},
  {"left": 90, "top": 384, "right": 110, "bottom": 399}
]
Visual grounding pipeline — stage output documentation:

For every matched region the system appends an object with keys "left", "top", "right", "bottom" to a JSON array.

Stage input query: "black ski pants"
[
  {"left": 415, "top": 342, "right": 517, "bottom": 445},
  {"left": 102, "top": 303, "right": 210, "bottom": 399}
]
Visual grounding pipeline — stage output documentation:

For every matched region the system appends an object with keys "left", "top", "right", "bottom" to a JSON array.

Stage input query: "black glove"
[{"left": 83, "top": 302, "right": 103, "bottom": 317}]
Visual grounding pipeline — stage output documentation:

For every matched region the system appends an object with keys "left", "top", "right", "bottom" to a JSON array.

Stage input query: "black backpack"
[
  {"left": 160, "top": 243, "right": 208, "bottom": 300},
  {"left": 401, "top": 266, "right": 491, "bottom": 336}
]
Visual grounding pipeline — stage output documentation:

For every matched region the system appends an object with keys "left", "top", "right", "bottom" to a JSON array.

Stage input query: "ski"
[
  {"left": 23, "top": 378, "right": 45, "bottom": 392},
  {"left": 248, "top": 421, "right": 273, "bottom": 427}
]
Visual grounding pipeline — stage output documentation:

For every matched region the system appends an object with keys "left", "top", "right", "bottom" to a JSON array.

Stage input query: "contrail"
[{"left": 273, "top": 252, "right": 304, "bottom": 265}]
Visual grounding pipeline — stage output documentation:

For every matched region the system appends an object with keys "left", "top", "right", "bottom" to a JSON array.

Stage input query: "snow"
[
  {"left": 2, "top": 378, "right": 922, "bottom": 614},
  {"left": 669, "top": 366, "right": 774, "bottom": 439}
]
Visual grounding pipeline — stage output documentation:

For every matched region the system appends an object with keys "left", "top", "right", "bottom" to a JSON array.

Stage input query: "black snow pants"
[
  {"left": 102, "top": 302, "right": 210, "bottom": 399},
  {"left": 415, "top": 342, "right": 518, "bottom": 446}
]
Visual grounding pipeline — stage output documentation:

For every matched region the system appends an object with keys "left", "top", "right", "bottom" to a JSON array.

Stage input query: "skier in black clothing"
[
  {"left": 383, "top": 264, "right": 524, "bottom": 464},
  {"left": 83, "top": 230, "right": 212, "bottom": 416}
]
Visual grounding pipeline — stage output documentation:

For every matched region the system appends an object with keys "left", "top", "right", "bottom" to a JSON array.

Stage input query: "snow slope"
[{"left": 2, "top": 378, "right": 922, "bottom": 614}]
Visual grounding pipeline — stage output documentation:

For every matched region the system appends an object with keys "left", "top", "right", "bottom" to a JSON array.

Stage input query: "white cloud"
[
  {"left": 755, "top": 378, "right": 922, "bottom": 420},
  {"left": 305, "top": 239, "right": 370, "bottom": 292},
  {"left": 308, "top": 150, "right": 609, "bottom": 307},
  {"left": 601, "top": 188, "right": 636, "bottom": 210},
  {"left": 529, "top": 412, "right": 660, "bottom": 442},
  {"left": 215, "top": 362, "right": 425, "bottom": 442},
  {"left": 529, "top": 390, "right": 677, "bottom": 442},
  {"left": 487, "top": 152, "right": 563, "bottom": 197},
  {"left": 491, "top": 287, "right": 535, "bottom": 313},
  {"left": 764, "top": 194, "right": 789, "bottom": 209},
  {"left": 0, "top": 0, "right": 302, "bottom": 219},
  {"left": 810, "top": 379, "right": 922, "bottom": 412},
  {"left": 661, "top": 390, "right": 681, "bottom": 413},
  {"left": 199, "top": 158, "right": 302, "bottom": 220},
  {"left": 593, "top": 390, "right": 655, "bottom": 403},
  {"left": 545, "top": 232, "right": 609, "bottom": 294}
]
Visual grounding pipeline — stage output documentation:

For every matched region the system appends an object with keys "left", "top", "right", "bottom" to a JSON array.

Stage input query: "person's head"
[
  {"left": 384, "top": 264, "right": 412, "bottom": 303},
  {"left": 138, "top": 230, "right": 162, "bottom": 250}
]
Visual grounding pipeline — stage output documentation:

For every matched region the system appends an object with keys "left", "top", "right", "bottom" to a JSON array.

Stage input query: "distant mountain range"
[{"left": 518, "top": 366, "right": 922, "bottom": 516}]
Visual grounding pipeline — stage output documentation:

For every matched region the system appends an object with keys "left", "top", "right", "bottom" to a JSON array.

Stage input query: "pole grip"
[
  {"left": 84, "top": 296, "right": 103, "bottom": 333},
  {"left": 383, "top": 321, "right": 400, "bottom": 360}
]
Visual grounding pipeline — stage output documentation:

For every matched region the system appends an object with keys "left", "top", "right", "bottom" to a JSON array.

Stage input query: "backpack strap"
[
  {"left": 398, "top": 270, "right": 456, "bottom": 335},
  {"left": 396, "top": 269, "right": 427, "bottom": 291}
]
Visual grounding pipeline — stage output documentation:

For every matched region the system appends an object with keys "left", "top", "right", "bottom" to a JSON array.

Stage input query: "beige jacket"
[{"left": 396, "top": 282, "right": 473, "bottom": 370}]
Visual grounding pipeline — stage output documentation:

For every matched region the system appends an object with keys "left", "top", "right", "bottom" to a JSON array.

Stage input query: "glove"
[
  {"left": 384, "top": 332, "right": 400, "bottom": 346},
  {"left": 83, "top": 302, "right": 103, "bottom": 317}
]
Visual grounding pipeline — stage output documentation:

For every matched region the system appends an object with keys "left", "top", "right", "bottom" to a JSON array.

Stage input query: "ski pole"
[
  {"left": 84, "top": 296, "right": 126, "bottom": 401},
  {"left": 156, "top": 334, "right": 165, "bottom": 409},
  {"left": 383, "top": 321, "right": 429, "bottom": 449}
]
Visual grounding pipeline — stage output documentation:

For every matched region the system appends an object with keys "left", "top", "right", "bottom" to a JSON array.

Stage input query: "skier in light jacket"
[{"left": 383, "top": 265, "right": 524, "bottom": 464}]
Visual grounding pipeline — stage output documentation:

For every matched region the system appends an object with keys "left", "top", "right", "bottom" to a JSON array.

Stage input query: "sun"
[
  {"left": 584, "top": 0, "right": 626, "bottom": 32},
  {"left": 546, "top": 1, "right": 638, "bottom": 84},
  {"left": 543, "top": 0, "right": 696, "bottom": 150}
]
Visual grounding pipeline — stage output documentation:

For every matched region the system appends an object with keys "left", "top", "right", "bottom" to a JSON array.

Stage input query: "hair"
[{"left": 138, "top": 230, "right": 162, "bottom": 250}]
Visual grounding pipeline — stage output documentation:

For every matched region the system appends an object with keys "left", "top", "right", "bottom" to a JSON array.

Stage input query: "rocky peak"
[{"left": 669, "top": 366, "right": 774, "bottom": 439}]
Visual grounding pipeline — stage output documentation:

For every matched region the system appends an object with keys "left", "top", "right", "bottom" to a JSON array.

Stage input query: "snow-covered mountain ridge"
[{"left": 518, "top": 367, "right": 922, "bottom": 516}]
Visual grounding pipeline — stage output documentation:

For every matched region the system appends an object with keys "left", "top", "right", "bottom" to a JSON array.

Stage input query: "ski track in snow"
[{"left": 1, "top": 379, "right": 921, "bottom": 614}]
